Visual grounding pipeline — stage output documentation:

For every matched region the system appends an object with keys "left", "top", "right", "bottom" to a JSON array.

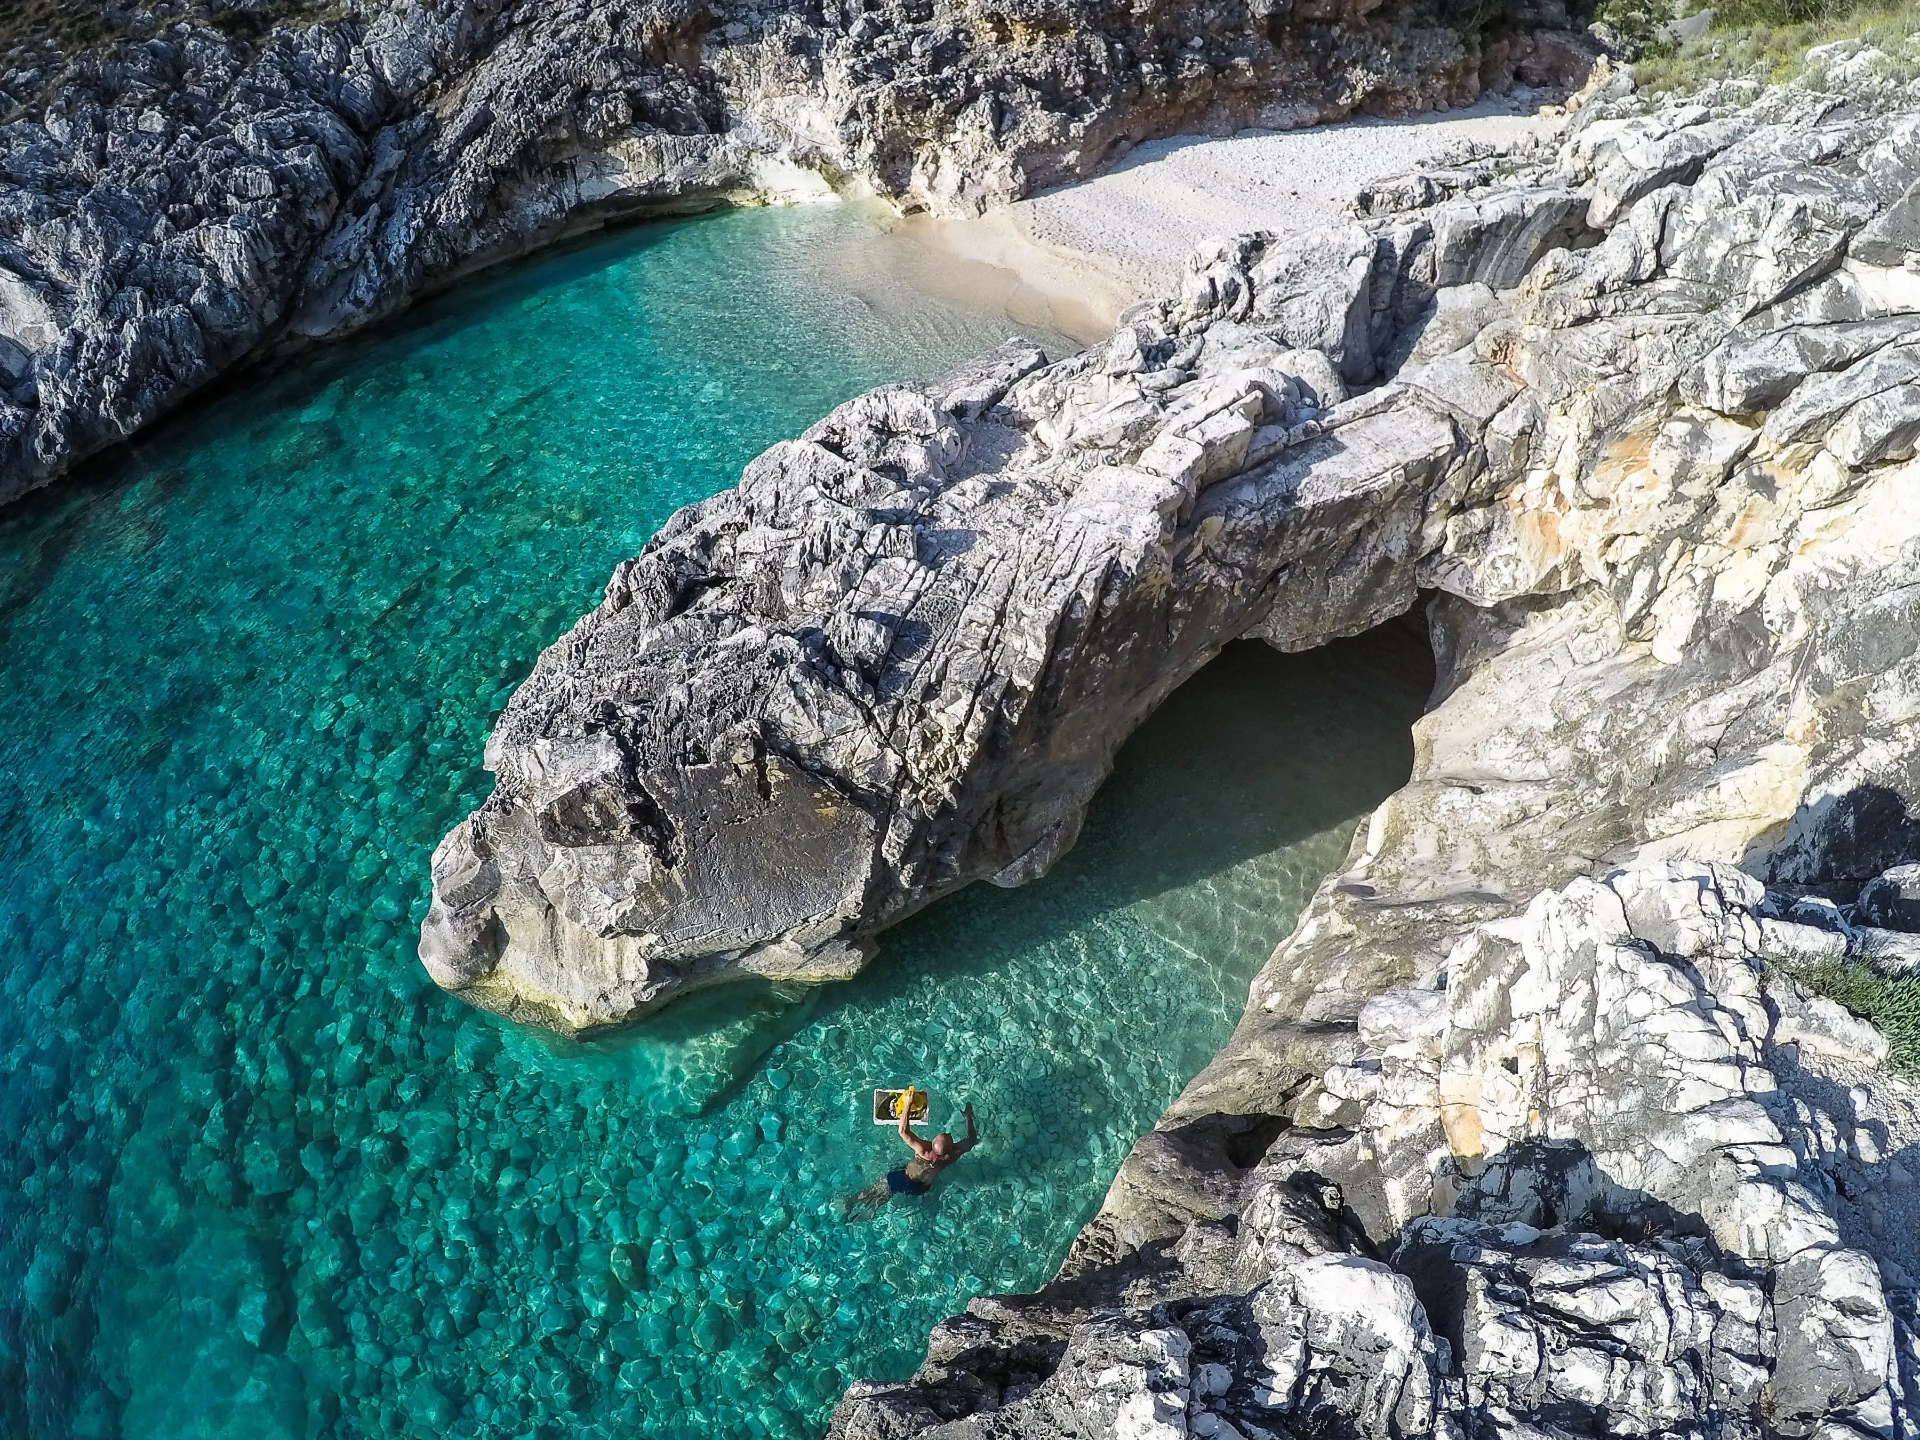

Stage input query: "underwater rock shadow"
[
  {"left": 1061, "top": 627, "right": 1431, "bottom": 908},
  {"left": 856, "top": 626, "right": 1433, "bottom": 999}
]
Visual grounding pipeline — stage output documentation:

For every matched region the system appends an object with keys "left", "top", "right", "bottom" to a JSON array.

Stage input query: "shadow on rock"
[{"left": 1754, "top": 781, "right": 1920, "bottom": 898}]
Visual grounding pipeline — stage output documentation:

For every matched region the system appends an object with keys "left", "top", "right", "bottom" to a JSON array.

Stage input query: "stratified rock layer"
[
  {"left": 412, "top": 77, "right": 1920, "bottom": 1433},
  {"left": 0, "top": 0, "right": 1601, "bottom": 503}
]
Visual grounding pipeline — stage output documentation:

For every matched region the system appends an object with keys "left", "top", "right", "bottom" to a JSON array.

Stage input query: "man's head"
[{"left": 930, "top": 1132, "right": 957, "bottom": 1158}]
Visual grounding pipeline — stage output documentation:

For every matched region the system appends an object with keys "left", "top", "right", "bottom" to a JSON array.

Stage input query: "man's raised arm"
[{"left": 898, "top": 1099, "right": 935, "bottom": 1160}]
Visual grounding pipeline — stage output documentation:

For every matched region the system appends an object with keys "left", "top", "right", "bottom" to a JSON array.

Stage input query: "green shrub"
[
  {"left": 1591, "top": 0, "right": 1680, "bottom": 59},
  {"left": 1714, "top": 0, "right": 1856, "bottom": 26},
  {"left": 1632, "top": 0, "right": 1920, "bottom": 93},
  {"left": 1778, "top": 959, "right": 1920, "bottom": 1076}
]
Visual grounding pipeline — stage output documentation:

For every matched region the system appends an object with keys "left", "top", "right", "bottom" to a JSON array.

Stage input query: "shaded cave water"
[{"left": 0, "top": 201, "right": 1432, "bottom": 1439}]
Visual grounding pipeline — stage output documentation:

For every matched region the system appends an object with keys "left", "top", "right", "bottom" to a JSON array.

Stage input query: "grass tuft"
[{"left": 1778, "top": 959, "right": 1920, "bottom": 1076}]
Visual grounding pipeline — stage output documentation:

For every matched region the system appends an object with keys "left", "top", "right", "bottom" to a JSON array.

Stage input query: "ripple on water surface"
[{"left": 0, "top": 201, "right": 1431, "bottom": 1440}]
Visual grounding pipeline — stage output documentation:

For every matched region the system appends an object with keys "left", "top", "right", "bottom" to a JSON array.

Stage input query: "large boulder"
[{"left": 417, "top": 318, "right": 1465, "bottom": 1031}]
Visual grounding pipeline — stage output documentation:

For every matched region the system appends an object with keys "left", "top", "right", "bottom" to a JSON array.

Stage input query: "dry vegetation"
[{"left": 1597, "top": 0, "right": 1920, "bottom": 95}]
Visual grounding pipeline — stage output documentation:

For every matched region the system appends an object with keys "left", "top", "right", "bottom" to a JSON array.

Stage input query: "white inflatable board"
[{"left": 873, "top": 1088, "right": 928, "bottom": 1126}]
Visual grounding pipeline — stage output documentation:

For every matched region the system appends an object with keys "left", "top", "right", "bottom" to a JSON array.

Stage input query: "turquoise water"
[{"left": 0, "top": 200, "right": 1431, "bottom": 1440}]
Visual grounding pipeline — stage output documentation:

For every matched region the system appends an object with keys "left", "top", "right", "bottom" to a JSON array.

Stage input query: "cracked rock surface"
[
  {"left": 403, "top": 74, "right": 1920, "bottom": 1433},
  {"left": 834, "top": 865, "right": 1920, "bottom": 1439},
  {"left": 426, "top": 79, "right": 1920, "bottom": 1035},
  {"left": 805, "top": 78, "right": 1920, "bottom": 1437},
  {"left": 0, "top": 0, "right": 1601, "bottom": 503},
  {"left": 417, "top": 325, "right": 1471, "bottom": 1029}
]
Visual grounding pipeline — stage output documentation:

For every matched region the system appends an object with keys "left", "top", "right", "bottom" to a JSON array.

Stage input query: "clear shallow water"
[{"left": 0, "top": 200, "right": 1431, "bottom": 1440}]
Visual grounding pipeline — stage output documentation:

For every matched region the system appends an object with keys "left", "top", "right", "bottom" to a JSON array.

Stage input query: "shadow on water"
[
  {"left": 1037, "top": 628, "right": 1429, "bottom": 906},
  {"left": 868, "top": 627, "right": 1430, "bottom": 980},
  {"left": 592, "top": 624, "right": 1434, "bottom": 1118}
]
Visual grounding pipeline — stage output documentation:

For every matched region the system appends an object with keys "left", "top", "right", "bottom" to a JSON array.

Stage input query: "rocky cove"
[
  {"left": 11, "top": 1, "right": 1920, "bottom": 1438},
  {"left": 416, "top": 76, "right": 1920, "bottom": 1437},
  {"left": 0, "top": 0, "right": 1605, "bottom": 506},
  {"left": 0, "top": 194, "right": 1434, "bottom": 1438}
]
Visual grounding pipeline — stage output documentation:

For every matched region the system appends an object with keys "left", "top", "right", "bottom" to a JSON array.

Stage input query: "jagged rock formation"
[
  {"left": 816, "top": 80, "right": 1920, "bottom": 1437},
  {"left": 834, "top": 864, "right": 1920, "bottom": 1439},
  {"left": 407, "top": 75, "right": 1920, "bottom": 1431},
  {"left": 0, "top": 0, "right": 1601, "bottom": 505},
  {"left": 425, "top": 80, "right": 1920, "bottom": 1033},
  {"left": 417, "top": 330, "right": 1467, "bottom": 1031}
]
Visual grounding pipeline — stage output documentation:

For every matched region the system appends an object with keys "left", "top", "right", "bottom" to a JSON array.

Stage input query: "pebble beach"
[{"left": 898, "top": 98, "right": 1557, "bottom": 342}]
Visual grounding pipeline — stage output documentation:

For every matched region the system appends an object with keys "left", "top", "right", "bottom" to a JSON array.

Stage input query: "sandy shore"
[{"left": 892, "top": 99, "right": 1556, "bottom": 345}]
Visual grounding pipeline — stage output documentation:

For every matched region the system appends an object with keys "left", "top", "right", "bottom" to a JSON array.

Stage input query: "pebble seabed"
[{"left": 0, "top": 202, "right": 1431, "bottom": 1439}]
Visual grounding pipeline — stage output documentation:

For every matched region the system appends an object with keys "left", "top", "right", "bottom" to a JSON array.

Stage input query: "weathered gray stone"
[
  {"left": 1828, "top": 381, "right": 1920, "bottom": 466},
  {"left": 806, "top": 84, "right": 1920, "bottom": 1438},
  {"left": 1851, "top": 176, "right": 1920, "bottom": 264},
  {"left": 1427, "top": 186, "right": 1593, "bottom": 290},
  {"left": 1660, "top": 170, "right": 1859, "bottom": 315},
  {"left": 1242, "top": 226, "right": 1380, "bottom": 382},
  {"left": 1857, "top": 862, "right": 1920, "bottom": 931},
  {"left": 1578, "top": 110, "right": 1752, "bottom": 227},
  {"left": 418, "top": 327, "right": 1464, "bottom": 1030},
  {"left": 832, "top": 866, "right": 1920, "bottom": 1439},
  {"left": 1685, "top": 316, "right": 1917, "bottom": 415},
  {"left": 1393, "top": 1219, "right": 1774, "bottom": 1425},
  {"left": 0, "top": 0, "right": 1608, "bottom": 505},
  {"left": 1394, "top": 282, "right": 1503, "bottom": 370},
  {"left": 1765, "top": 342, "right": 1920, "bottom": 444}
]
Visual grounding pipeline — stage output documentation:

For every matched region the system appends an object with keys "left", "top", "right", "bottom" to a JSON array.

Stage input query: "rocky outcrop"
[
  {"left": 416, "top": 326, "right": 1471, "bottom": 1030},
  {"left": 834, "top": 864, "right": 1920, "bottom": 1439},
  {"left": 814, "top": 79, "right": 1920, "bottom": 1437},
  {"left": 0, "top": 22, "right": 381, "bottom": 503},
  {"left": 426, "top": 80, "right": 1920, "bottom": 1032},
  {"left": 404, "top": 75, "right": 1920, "bottom": 1431},
  {"left": 0, "top": 0, "right": 1602, "bottom": 506},
  {"left": 0, "top": 0, "right": 760, "bottom": 505}
]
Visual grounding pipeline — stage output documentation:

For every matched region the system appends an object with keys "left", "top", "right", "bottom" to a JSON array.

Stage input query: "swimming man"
[{"left": 841, "top": 1102, "right": 977, "bottom": 1221}]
